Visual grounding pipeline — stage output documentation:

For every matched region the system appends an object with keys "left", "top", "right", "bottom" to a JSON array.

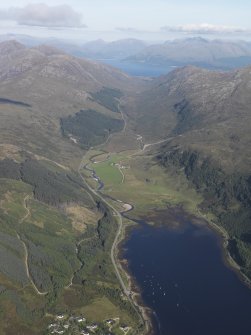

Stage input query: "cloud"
[
  {"left": 0, "top": 3, "right": 86, "bottom": 28},
  {"left": 161, "top": 23, "right": 249, "bottom": 35},
  {"left": 116, "top": 27, "right": 146, "bottom": 33}
]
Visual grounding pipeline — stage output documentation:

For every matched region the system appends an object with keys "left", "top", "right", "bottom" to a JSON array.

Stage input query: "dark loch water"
[
  {"left": 123, "top": 215, "right": 251, "bottom": 335},
  {"left": 96, "top": 59, "right": 175, "bottom": 77}
]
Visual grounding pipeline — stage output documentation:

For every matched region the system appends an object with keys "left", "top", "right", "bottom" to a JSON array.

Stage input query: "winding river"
[{"left": 123, "top": 214, "right": 251, "bottom": 335}]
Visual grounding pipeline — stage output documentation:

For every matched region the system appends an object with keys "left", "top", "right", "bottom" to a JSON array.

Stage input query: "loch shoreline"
[
  {"left": 118, "top": 230, "right": 158, "bottom": 335},
  {"left": 118, "top": 205, "right": 251, "bottom": 335}
]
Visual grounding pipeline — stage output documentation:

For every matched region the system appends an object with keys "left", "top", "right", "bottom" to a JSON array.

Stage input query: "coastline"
[
  {"left": 84, "top": 145, "right": 251, "bottom": 334},
  {"left": 204, "top": 216, "right": 251, "bottom": 290},
  {"left": 117, "top": 205, "right": 251, "bottom": 335},
  {"left": 117, "top": 225, "right": 157, "bottom": 335},
  {"left": 117, "top": 204, "right": 251, "bottom": 335},
  {"left": 118, "top": 205, "right": 251, "bottom": 335},
  {"left": 138, "top": 205, "right": 251, "bottom": 290},
  {"left": 81, "top": 151, "right": 156, "bottom": 335}
]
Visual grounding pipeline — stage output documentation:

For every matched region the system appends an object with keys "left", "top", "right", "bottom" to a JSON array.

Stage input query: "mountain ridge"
[
  {"left": 0, "top": 40, "right": 146, "bottom": 168},
  {"left": 126, "top": 38, "right": 251, "bottom": 69},
  {"left": 124, "top": 64, "right": 251, "bottom": 173}
]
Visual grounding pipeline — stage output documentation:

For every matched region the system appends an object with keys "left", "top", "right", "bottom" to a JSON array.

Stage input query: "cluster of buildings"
[
  {"left": 47, "top": 314, "right": 130, "bottom": 335},
  {"left": 47, "top": 315, "right": 97, "bottom": 335},
  {"left": 113, "top": 162, "right": 130, "bottom": 170}
]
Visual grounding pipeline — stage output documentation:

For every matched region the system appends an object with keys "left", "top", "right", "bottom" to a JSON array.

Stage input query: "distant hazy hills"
[
  {"left": 126, "top": 37, "right": 251, "bottom": 69},
  {"left": 0, "top": 34, "right": 147, "bottom": 60},
  {"left": 2, "top": 34, "right": 251, "bottom": 71},
  {"left": 74, "top": 38, "right": 147, "bottom": 59}
]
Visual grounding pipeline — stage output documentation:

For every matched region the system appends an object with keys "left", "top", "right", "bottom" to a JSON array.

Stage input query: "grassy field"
[
  {"left": 90, "top": 159, "right": 123, "bottom": 187},
  {"left": 82, "top": 296, "right": 134, "bottom": 324},
  {"left": 86, "top": 149, "right": 203, "bottom": 219}
]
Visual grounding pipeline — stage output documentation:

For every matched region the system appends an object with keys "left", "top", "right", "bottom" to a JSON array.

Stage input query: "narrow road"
[
  {"left": 118, "top": 166, "right": 125, "bottom": 184},
  {"left": 119, "top": 101, "right": 127, "bottom": 133},
  {"left": 79, "top": 157, "right": 149, "bottom": 330},
  {"left": 78, "top": 156, "right": 130, "bottom": 296},
  {"left": 17, "top": 233, "right": 48, "bottom": 296},
  {"left": 18, "top": 194, "right": 48, "bottom": 295},
  {"left": 77, "top": 101, "right": 130, "bottom": 293},
  {"left": 20, "top": 195, "right": 31, "bottom": 224},
  {"left": 143, "top": 136, "right": 175, "bottom": 151}
]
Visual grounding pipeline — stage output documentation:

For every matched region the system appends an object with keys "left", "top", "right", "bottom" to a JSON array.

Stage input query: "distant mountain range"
[
  {"left": 2, "top": 34, "right": 251, "bottom": 71},
  {"left": 73, "top": 38, "right": 147, "bottom": 59},
  {"left": 0, "top": 34, "right": 147, "bottom": 60},
  {"left": 126, "top": 37, "right": 251, "bottom": 69}
]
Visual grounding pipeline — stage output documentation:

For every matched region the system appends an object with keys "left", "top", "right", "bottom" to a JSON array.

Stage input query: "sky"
[{"left": 0, "top": 0, "right": 251, "bottom": 43}]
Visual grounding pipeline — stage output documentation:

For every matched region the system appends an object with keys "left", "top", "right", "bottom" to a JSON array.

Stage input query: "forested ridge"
[
  {"left": 61, "top": 109, "right": 124, "bottom": 148},
  {"left": 0, "top": 158, "right": 90, "bottom": 207},
  {"left": 90, "top": 87, "right": 123, "bottom": 113},
  {"left": 157, "top": 148, "right": 251, "bottom": 277}
]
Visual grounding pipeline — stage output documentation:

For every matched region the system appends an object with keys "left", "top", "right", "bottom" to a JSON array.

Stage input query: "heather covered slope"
[
  {"left": 123, "top": 65, "right": 251, "bottom": 278},
  {"left": 0, "top": 40, "right": 145, "bottom": 167},
  {"left": 125, "top": 65, "right": 251, "bottom": 173},
  {"left": 0, "top": 41, "right": 144, "bottom": 334}
]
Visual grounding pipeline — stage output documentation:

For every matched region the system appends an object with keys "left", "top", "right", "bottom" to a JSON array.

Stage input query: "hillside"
[
  {"left": 123, "top": 64, "right": 251, "bottom": 278},
  {"left": 0, "top": 40, "right": 145, "bottom": 167},
  {"left": 126, "top": 37, "right": 251, "bottom": 69},
  {"left": 125, "top": 65, "right": 251, "bottom": 173},
  {"left": 0, "top": 41, "right": 145, "bottom": 334}
]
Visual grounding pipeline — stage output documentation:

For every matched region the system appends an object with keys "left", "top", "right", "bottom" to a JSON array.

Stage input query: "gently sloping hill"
[{"left": 61, "top": 109, "right": 124, "bottom": 148}]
